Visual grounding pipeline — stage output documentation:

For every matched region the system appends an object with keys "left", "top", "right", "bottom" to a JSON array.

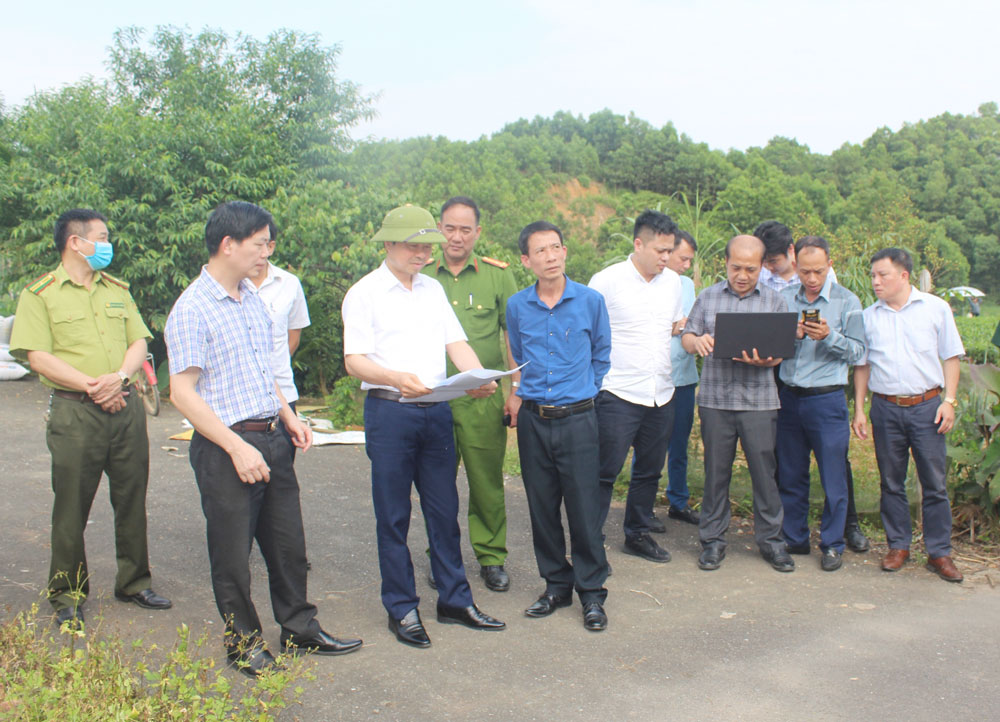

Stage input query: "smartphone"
[{"left": 802, "top": 309, "right": 820, "bottom": 323}]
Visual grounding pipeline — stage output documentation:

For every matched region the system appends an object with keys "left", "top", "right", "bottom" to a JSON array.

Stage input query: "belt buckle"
[
  {"left": 538, "top": 405, "right": 557, "bottom": 419},
  {"left": 266, "top": 419, "right": 277, "bottom": 432}
]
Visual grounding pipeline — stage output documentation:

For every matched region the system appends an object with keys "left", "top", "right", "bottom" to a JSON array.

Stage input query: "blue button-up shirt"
[
  {"left": 670, "top": 275, "right": 699, "bottom": 387},
  {"left": 165, "top": 267, "right": 280, "bottom": 427},
  {"left": 506, "top": 276, "right": 611, "bottom": 406},
  {"left": 779, "top": 276, "right": 866, "bottom": 388}
]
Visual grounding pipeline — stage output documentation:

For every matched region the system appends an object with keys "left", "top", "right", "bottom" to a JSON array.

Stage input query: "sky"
[{"left": 3, "top": 0, "right": 999, "bottom": 154}]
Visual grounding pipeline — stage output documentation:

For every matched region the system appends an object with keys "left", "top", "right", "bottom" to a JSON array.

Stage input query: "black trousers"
[
  {"left": 190, "top": 426, "right": 320, "bottom": 644},
  {"left": 516, "top": 405, "right": 607, "bottom": 605}
]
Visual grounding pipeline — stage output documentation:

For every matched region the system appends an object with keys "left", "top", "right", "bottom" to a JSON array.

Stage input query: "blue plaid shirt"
[{"left": 165, "top": 267, "right": 281, "bottom": 426}]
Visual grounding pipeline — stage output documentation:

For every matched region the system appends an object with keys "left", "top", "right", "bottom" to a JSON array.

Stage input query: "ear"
[
  {"left": 633, "top": 237, "right": 643, "bottom": 254},
  {"left": 520, "top": 254, "right": 531, "bottom": 269}
]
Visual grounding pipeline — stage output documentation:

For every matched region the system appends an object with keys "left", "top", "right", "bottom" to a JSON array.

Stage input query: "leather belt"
[
  {"left": 367, "top": 388, "right": 438, "bottom": 408},
  {"left": 785, "top": 384, "right": 842, "bottom": 398},
  {"left": 522, "top": 398, "right": 595, "bottom": 420},
  {"left": 230, "top": 416, "right": 279, "bottom": 433},
  {"left": 52, "top": 383, "right": 131, "bottom": 404},
  {"left": 875, "top": 388, "right": 941, "bottom": 407}
]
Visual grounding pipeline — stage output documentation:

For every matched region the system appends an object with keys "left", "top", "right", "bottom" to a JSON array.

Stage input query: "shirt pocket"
[
  {"left": 103, "top": 305, "right": 129, "bottom": 345},
  {"left": 50, "top": 308, "right": 91, "bottom": 348}
]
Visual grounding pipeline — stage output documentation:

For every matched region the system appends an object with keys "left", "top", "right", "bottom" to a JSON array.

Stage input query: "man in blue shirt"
[
  {"left": 777, "top": 236, "right": 866, "bottom": 572},
  {"left": 506, "top": 221, "right": 612, "bottom": 632}
]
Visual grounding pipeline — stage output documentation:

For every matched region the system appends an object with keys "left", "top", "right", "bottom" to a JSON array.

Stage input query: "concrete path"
[{"left": 1, "top": 378, "right": 997, "bottom": 721}]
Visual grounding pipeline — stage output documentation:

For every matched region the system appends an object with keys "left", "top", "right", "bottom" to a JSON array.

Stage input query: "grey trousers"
[{"left": 698, "top": 407, "right": 784, "bottom": 553}]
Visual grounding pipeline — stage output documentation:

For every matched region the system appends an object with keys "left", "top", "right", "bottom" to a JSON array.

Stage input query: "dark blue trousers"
[
  {"left": 364, "top": 396, "right": 474, "bottom": 620},
  {"left": 776, "top": 388, "right": 850, "bottom": 552},
  {"left": 665, "top": 383, "right": 696, "bottom": 510},
  {"left": 870, "top": 395, "right": 952, "bottom": 557},
  {"left": 596, "top": 391, "right": 674, "bottom": 539}
]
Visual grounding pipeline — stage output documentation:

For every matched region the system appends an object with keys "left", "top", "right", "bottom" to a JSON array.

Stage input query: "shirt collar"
[
  {"left": 433, "top": 253, "right": 479, "bottom": 276},
  {"left": 723, "top": 280, "right": 762, "bottom": 298},
  {"left": 376, "top": 261, "right": 432, "bottom": 292},
  {"left": 794, "top": 273, "right": 833, "bottom": 304},
  {"left": 256, "top": 262, "right": 282, "bottom": 289},
  {"left": 874, "top": 285, "right": 924, "bottom": 312},
  {"left": 199, "top": 266, "right": 255, "bottom": 301},
  {"left": 529, "top": 275, "right": 577, "bottom": 306},
  {"left": 53, "top": 263, "right": 100, "bottom": 287}
]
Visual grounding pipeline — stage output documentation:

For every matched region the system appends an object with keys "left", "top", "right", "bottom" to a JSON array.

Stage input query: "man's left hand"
[
  {"left": 466, "top": 380, "right": 498, "bottom": 398},
  {"left": 286, "top": 416, "right": 313, "bottom": 452},
  {"left": 87, "top": 373, "right": 124, "bottom": 404},
  {"left": 802, "top": 319, "right": 830, "bottom": 341},
  {"left": 935, "top": 401, "right": 956, "bottom": 434},
  {"left": 734, "top": 348, "right": 782, "bottom": 367}
]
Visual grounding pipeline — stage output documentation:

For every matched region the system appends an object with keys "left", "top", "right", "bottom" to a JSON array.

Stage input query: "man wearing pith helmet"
[{"left": 342, "top": 204, "right": 506, "bottom": 649}]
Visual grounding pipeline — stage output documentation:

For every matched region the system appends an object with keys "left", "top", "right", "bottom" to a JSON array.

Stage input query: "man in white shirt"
[
  {"left": 851, "top": 247, "right": 964, "bottom": 582},
  {"left": 342, "top": 205, "right": 505, "bottom": 649},
  {"left": 589, "top": 210, "right": 685, "bottom": 564},
  {"left": 249, "top": 222, "right": 310, "bottom": 456}
]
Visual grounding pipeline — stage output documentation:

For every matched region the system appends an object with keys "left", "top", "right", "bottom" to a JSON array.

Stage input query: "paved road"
[{"left": 1, "top": 378, "right": 998, "bottom": 721}]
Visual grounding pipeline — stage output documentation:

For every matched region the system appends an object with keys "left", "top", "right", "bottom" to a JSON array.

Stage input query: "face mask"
[{"left": 77, "top": 237, "right": 114, "bottom": 270}]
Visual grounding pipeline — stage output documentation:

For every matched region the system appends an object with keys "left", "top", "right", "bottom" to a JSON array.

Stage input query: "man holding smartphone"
[{"left": 776, "top": 237, "right": 866, "bottom": 571}]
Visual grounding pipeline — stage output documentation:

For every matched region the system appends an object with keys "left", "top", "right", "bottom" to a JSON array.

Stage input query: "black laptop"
[{"left": 713, "top": 312, "right": 798, "bottom": 360}]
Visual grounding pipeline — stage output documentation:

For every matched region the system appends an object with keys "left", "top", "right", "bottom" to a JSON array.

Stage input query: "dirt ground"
[{"left": 2, "top": 377, "right": 999, "bottom": 721}]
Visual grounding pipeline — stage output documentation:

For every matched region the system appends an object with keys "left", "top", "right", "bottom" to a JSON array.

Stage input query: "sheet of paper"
[
  {"left": 311, "top": 430, "right": 366, "bottom": 445},
  {"left": 400, "top": 363, "right": 527, "bottom": 404}
]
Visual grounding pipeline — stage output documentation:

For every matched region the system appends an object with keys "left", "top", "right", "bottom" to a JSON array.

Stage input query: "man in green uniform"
[
  {"left": 10, "top": 209, "right": 171, "bottom": 628},
  {"left": 422, "top": 196, "right": 520, "bottom": 592}
]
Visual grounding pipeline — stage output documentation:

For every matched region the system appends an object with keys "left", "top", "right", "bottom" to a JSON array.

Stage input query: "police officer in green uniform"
[
  {"left": 422, "top": 197, "right": 520, "bottom": 592},
  {"left": 10, "top": 209, "right": 171, "bottom": 628}
]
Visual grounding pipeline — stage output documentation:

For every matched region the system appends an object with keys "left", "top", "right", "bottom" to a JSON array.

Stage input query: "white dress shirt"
[
  {"left": 342, "top": 262, "right": 467, "bottom": 391},
  {"left": 254, "top": 263, "right": 310, "bottom": 403},
  {"left": 588, "top": 256, "right": 684, "bottom": 406},
  {"left": 860, "top": 287, "right": 964, "bottom": 395}
]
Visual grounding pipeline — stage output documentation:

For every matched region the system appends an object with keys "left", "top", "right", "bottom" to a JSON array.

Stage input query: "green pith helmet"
[{"left": 371, "top": 204, "right": 444, "bottom": 243}]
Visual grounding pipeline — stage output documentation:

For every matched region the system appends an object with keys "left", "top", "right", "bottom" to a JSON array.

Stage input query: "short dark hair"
[
  {"left": 54, "top": 209, "right": 107, "bottom": 253},
  {"left": 518, "top": 220, "right": 564, "bottom": 255},
  {"left": 633, "top": 210, "right": 677, "bottom": 244},
  {"left": 794, "top": 235, "right": 829, "bottom": 258},
  {"left": 753, "top": 220, "right": 794, "bottom": 258},
  {"left": 674, "top": 229, "right": 698, "bottom": 253},
  {"left": 441, "top": 196, "right": 480, "bottom": 224},
  {"left": 724, "top": 235, "right": 765, "bottom": 262},
  {"left": 205, "top": 201, "right": 274, "bottom": 256},
  {"left": 871, "top": 247, "right": 913, "bottom": 274}
]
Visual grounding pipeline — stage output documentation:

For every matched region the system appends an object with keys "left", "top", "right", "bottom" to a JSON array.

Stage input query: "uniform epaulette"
[
  {"left": 25, "top": 273, "right": 56, "bottom": 295},
  {"left": 480, "top": 256, "right": 509, "bottom": 269},
  {"left": 99, "top": 271, "right": 130, "bottom": 289}
]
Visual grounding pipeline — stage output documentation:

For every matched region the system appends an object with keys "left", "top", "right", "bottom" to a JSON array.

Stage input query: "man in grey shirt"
[{"left": 681, "top": 235, "right": 793, "bottom": 573}]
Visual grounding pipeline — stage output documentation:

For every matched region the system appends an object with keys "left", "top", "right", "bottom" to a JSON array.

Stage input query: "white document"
[{"left": 400, "top": 363, "right": 527, "bottom": 403}]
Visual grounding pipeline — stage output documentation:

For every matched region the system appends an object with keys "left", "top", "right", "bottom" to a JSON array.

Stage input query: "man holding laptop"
[{"left": 681, "top": 235, "right": 794, "bottom": 573}]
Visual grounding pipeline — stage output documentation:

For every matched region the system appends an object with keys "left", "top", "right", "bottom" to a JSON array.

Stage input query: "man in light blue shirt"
[
  {"left": 777, "top": 236, "right": 865, "bottom": 571},
  {"left": 852, "top": 247, "right": 964, "bottom": 583},
  {"left": 663, "top": 231, "right": 701, "bottom": 526}
]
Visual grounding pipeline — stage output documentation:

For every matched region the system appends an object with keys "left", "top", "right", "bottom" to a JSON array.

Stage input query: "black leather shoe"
[
  {"left": 648, "top": 514, "right": 666, "bottom": 533},
  {"left": 480, "top": 565, "right": 510, "bottom": 592},
  {"left": 436, "top": 603, "right": 506, "bottom": 630},
  {"left": 623, "top": 534, "right": 671, "bottom": 563},
  {"left": 761, "top": 547, "right": 795, "bottom": 572},
  {"left": 821, "top": 548, "right": 843, "bottom": 572},
  {"left": 55, "top": 606, "right": 84, "bottom": 629},
  {"left": 786, "top": 543, "right": 811, "bottom": 555},
  {"left": 524, "top": 592, "right": 573, "bottom": 618},
  {"left": 427, "top": 569, "right": 437, "bottom": 590},
  {"left": 668, "top": 506, "right": 701, "bottom": 525},
  {"left": 388, "top": 608, "right": 431, "bottom": 648},
  {"left": 281, "top": 629, "right": 363, "bottom": 656},
  {"left": 582, "top": 601, "right": 607, "bottom": 631},
  {"left": 845, "top": 525, "right": 870, "bottom": 553},
  {"left": 226, "top": 641, "right": 277, "bottom": 678},
  {"left": 114, "top": 588, "right": 172, "bottom": 610},
  {"left": 697, "top": 546, "right": 726, "bottom": 571}
]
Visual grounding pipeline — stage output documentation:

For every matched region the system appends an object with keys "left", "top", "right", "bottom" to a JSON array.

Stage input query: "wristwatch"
[
  {"left": 117, "top": 370, "right": 129, "bottom": 385},
  {"left": 943, "top": 396, "right": 957, "bottom": 407}
]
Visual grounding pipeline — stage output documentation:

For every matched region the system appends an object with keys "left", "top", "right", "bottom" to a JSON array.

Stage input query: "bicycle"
[{"left": 134, "top": 352, "right": 160, "bottom": 416}]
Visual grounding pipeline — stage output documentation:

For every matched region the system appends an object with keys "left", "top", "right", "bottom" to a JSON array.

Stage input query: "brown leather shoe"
[
  {"left": 926, "top": 556, "right": 963, "bottom": 583},
  {"left": 881, "top": 548, "right": 910, "bottom": 571}
]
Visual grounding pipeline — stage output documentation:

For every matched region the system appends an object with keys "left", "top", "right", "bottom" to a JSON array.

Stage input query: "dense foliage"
[{"left": 2, "top": 27, "right": 998, "bottom": 394}]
